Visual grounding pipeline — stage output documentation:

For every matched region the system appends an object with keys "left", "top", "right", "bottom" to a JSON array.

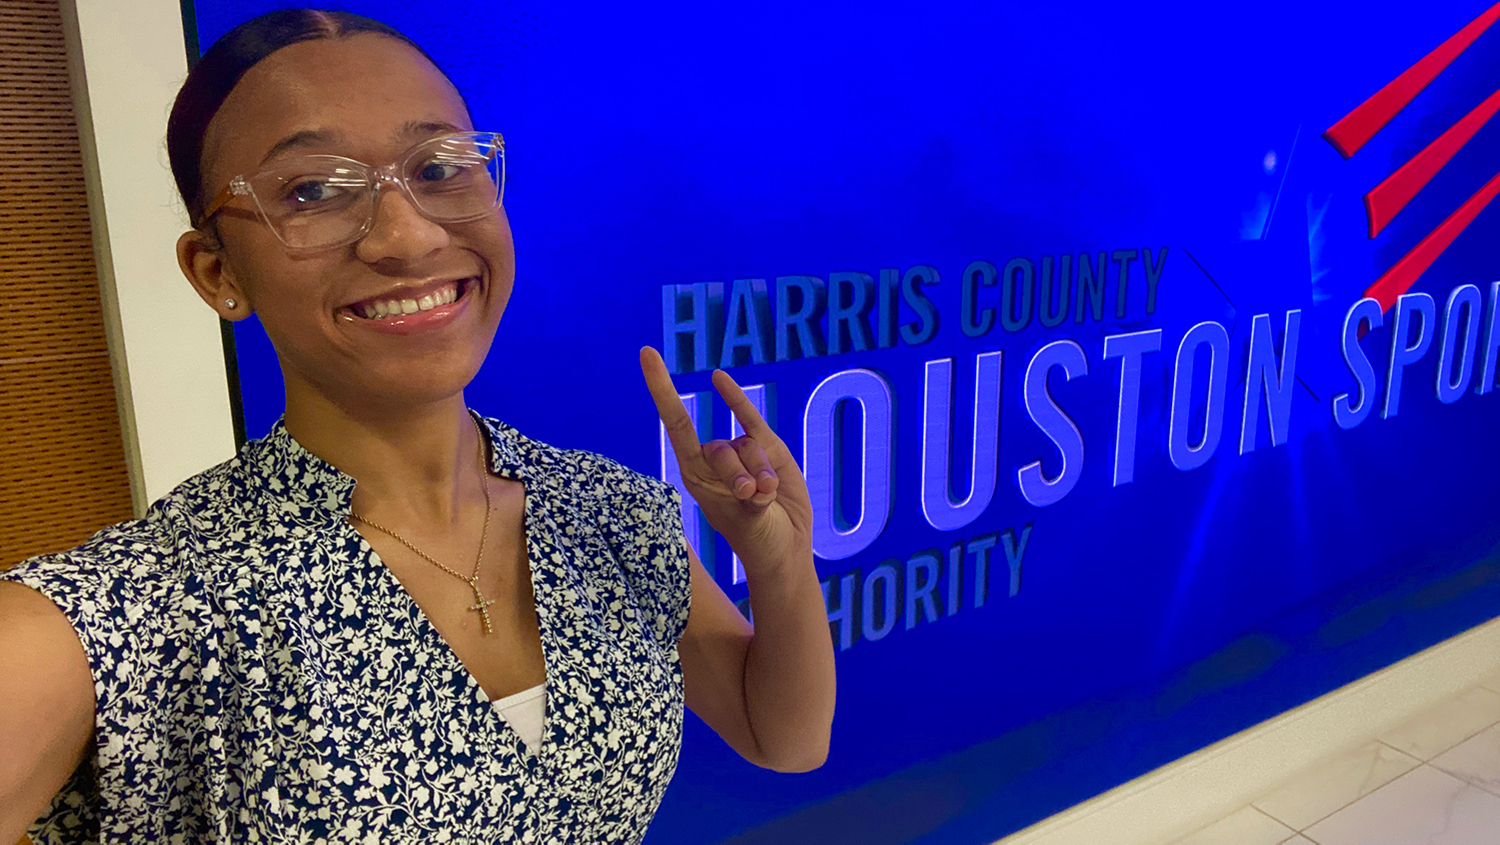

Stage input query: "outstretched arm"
[
  {"left": 640, "top": 348, "right": 835, "bottom": 772},
  {"left": 0, "top": 582, "right": 95, "bottom": 843}
]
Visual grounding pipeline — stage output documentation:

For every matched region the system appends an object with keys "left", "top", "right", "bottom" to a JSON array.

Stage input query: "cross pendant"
[{"left": 468, "top": 584, "right": 496, "bottom": 635}]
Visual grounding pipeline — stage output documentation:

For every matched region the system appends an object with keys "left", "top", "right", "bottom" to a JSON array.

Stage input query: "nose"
[{"left": 354, "top": 184, "right": 450, "bottom": 264}]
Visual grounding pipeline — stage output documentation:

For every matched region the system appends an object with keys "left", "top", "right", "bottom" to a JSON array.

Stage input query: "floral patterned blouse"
[{"left": 0, "top": 411, "right": 692, "bottom": 844}]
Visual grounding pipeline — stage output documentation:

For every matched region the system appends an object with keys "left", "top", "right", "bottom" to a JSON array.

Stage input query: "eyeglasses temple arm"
[{"left": 199, "top": 183, "right": 238, "bottom": 225}]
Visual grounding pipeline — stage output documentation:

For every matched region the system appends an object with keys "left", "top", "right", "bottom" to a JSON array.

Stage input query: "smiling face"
[{"left": 181, "top": 33, "right": 514, "bottom": 416}]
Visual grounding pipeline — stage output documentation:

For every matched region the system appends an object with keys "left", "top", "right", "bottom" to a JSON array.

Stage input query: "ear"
[{"left": 177, "top": 228, "right": 250, "bottom": 319}]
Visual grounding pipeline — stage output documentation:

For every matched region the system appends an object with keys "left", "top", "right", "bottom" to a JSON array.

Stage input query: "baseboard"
[{"left": 994, "top": 613, "right": 1500, "bottom": 845}]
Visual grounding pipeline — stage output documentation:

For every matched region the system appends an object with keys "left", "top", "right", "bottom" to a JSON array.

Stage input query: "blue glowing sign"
[{"left": 189, "top": 1, "right": 1500, "bottom": 841}]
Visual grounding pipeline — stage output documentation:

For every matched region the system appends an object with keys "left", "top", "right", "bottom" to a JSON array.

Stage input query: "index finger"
[{"left": 640, "top": 346, "right": 704, "bottom": 461}]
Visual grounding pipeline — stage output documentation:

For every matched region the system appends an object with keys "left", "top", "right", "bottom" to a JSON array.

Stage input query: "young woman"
[{"left": 0, "top": 9, "right": 834, "bottom": 843}]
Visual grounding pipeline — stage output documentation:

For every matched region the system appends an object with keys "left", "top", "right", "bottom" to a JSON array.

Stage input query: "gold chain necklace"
[{"left": 349, "top": 416, "right": 498, "bottom": 634}]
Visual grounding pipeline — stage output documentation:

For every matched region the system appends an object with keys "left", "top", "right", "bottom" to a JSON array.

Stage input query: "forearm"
[
  {"left": 646, "top": 354, "right": 833, "bottom": 770},
  {"left": 741, "top": 550, "right": 836, "bottom": 772}
]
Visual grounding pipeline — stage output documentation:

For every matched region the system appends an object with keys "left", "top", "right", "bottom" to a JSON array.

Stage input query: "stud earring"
[{"left": 225, "top": 298, "right": 237, "bottom": 308}]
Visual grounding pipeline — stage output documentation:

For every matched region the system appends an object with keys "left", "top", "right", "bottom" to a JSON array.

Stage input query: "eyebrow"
[
  {"left": 258, "top": 129, "right": 342, "bottom": 166},
  {"left": 399, "top": 119, "right": 463, "bottom": 138},
  {"left": 257, "top": 121, "right": 465, "bottom": 167}
]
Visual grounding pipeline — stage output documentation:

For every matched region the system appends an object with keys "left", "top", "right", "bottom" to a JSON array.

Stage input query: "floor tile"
[
  {"left": 1251, "top": 740, "right": 1420, "bottom": 829},
  {"left": 1431, "top": 722, "right": 1500, "bottom": 797},
  {"left": 1478, "top": 667, "right": 1500, "bottom": 695},
  {"left": 1378, "top": 685, "right": 1500, "bottom": 761},
  {"left": 1280, "top": 838, "right": 1316, "bottom": 844},
  {"left": 1303, "top": 764, "right": 1500, "bottom": 844},
  {"left": 1170, "top": 806, "right": 1295, "bottom": 845}
]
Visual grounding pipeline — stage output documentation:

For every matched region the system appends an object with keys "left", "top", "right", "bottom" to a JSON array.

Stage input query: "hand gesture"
[{"left": 639, "top": 347, "right": 813, "bottom": 574}]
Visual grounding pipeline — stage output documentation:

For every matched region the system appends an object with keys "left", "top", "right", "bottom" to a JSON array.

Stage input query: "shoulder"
[
  {"left": 0, "top": 454, "right": 255, "bottom": 655},
  {"left": 0, "top": 520, "right": 207, "bottom": 719},
  {"left": 0, "top": 457, "right": 266, "bottom": 724},
  {"left": 486, "top": 417, "right": 679, "bottom": 508},
  {"left": 0, "top": 520, "right": 206, "bottom": 644},
  {"left": 484, "top": 417, "right": 687, "bottom": 569},
  {"left": 1, "top": 517, "right": 180, "bottom": 607}
]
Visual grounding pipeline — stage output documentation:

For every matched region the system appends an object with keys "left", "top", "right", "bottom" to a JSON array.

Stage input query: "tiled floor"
[{"left": 1171, "top": 669, "right": 1500, "bottom": 844}]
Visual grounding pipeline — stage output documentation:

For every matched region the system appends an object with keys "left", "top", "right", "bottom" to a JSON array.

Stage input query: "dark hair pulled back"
[{"left": 167, "top": 9, "right": 442, "bottom": 228}]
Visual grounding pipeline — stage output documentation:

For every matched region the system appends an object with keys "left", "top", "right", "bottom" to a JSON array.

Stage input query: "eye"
[
  {"left": 417, "top": 161, "right": 467, "bottom": 183},
  {"left": 272, "top": 173, "right": 363, "bottom": 213},
  {"left": 288, "top": 179, "right": 335, "bottom": 203}
]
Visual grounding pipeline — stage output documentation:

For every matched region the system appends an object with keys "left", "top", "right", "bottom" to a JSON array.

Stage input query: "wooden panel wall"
[{"left": 0, "top": 0, "right": 134, "bottom": 571}]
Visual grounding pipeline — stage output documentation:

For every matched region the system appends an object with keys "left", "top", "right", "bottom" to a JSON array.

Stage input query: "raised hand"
[{"left": 639, "top": 347, "right": 813, "bottom": 574}]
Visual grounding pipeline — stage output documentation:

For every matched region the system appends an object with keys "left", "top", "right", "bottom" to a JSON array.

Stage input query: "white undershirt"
[{"left": 490, "top": 683, "right": 547, "bottom": 754}]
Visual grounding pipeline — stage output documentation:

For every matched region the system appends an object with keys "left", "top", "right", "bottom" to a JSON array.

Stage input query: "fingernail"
[
  {"left": 735, "top": 475, "right": 753, "bottom": 494},
  {"left": 758, "top": 471, "right": 776, "bottom": 481}
]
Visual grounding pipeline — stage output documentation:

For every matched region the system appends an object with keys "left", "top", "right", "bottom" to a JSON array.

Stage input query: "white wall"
[{"left": 62, "top": 0, "right": 236, "bottom": 516}]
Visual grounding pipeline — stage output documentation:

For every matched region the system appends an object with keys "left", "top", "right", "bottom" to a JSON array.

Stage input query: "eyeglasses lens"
[{"left": 406, "top": 135, "right": 504, "bottom": 223}]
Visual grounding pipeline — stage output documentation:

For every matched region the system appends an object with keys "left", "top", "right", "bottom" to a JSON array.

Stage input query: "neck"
[{"left": 281, "top": 383, "right": 488, "bottom": 532}]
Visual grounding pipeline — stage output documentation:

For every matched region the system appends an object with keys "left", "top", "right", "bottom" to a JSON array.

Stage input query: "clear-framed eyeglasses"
[{"left": 199, "top": 131, "right": 505, "bottom": 253}]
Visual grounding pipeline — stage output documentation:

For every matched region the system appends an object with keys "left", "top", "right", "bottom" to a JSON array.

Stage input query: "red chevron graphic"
[
  {"left": 1324, "top": 2, "right": 1499, "bottom": 159},
  {"left": 1364, "top": 88, "right": 1500, "bottom": 238},
  {"left": 1323, "top": 3, "right": 1500, "bottom": 311},
  {"left": 1364, "top": 172, "right": 1500, "bottom": 312}
]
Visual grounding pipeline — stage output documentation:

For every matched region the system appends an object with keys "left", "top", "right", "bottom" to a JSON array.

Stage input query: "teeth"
[{"left": 354, "top": 281, "right": 462, "bottom": 320}]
